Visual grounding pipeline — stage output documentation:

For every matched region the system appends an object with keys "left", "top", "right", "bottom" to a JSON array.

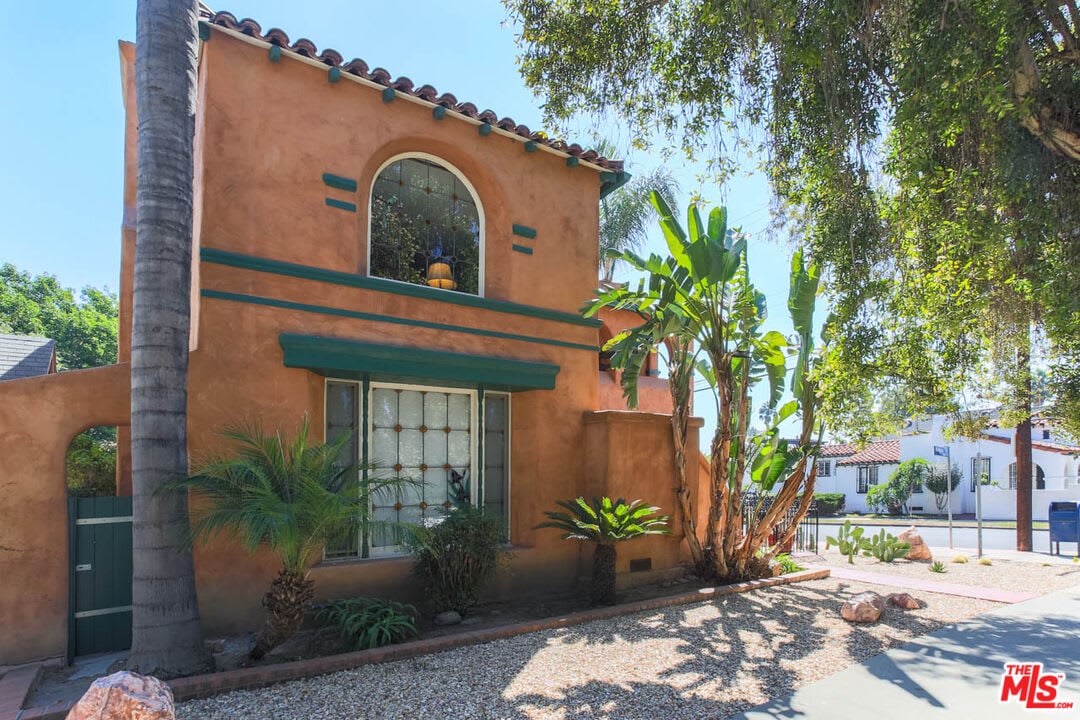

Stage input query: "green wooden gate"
[{"left": 68, "top": 496, "right": 133, "bottom": 659}]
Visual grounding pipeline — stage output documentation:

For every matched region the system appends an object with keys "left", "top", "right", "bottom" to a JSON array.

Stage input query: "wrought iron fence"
[{"left": 740, "top": 493, "right": 819, "bottom": 553}]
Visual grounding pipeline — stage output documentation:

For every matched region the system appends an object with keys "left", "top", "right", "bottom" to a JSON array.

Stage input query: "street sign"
[{"left": 934, "top": 446, "right": 950, "bottom": 457}]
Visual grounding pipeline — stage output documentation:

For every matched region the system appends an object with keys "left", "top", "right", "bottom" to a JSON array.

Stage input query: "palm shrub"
[
  {"left": 406, "top": 505, "right": 507, "bottom": 614},
  {"left": 169, "top": 417, "right": 413, "bottom": 660},
  {"left": 536, "top": 497, "right": 669, "bottom": 606}
]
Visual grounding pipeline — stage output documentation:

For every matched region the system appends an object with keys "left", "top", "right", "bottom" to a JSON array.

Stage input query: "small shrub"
[
  {"left": 313, "top": 597, "right": 418, "bottom": 650},
  {"left": 812, "top": 493, "right": 845, "bottom": 516},
  {"left": 952, "top": 554, "right": 969, "bottom": 564},
  {"left": 978, "top": 557, "right": 993, "bottom": 566},
  {"left": 930, "top": 560, "right": 946, "bottom": 573},
  {"left": 825, "top": 520, "right": 865, "bottom": 564},
  {"left": 406, "top": 505, "right": 507, "bottom": 614},
  {"left": 861, "top": 528, "right": 910, "bottom": 562},
  {"left": 775, "top": 553, "right": 805, "bottom": 574}
]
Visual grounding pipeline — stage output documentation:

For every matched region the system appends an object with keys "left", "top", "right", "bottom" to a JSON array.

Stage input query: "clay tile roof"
[
  {"left": 199, "top": 9, "right": 623, "bottom": 174},
  {"left": 836, "top": 440, "right": 900, "bottom": 466},
  {"left": 819, "top": 443, "right": 859, "bottom": 458},
  {"left": 1032, "top": 440, "right": 1080, "bottom": 455},
  {"left": 0, "top": 334, "right": 56, "bottom": 381}
]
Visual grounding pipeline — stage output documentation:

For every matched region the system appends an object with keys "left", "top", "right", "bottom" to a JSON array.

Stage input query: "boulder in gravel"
[
  {"left": 434, "top": 610, "right": 462, "bottom": 626},
  {"left": 66, "top": 671, "right": 174, "bottom": 720},
  {"left": 887, "top": 592, "right": 922, "bottom": 610},
  {"left": 897, "top": 526, "right": 933, "bottom": 561},
  {"left": 840, "top": 591, "right": 885, "bottom": 623}
]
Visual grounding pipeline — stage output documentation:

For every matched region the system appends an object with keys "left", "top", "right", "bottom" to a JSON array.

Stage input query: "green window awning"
[{"left": 279, "top": 333, "right": 559, "bottom": 391}]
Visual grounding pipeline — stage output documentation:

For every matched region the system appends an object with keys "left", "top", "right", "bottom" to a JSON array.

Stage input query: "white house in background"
[{"left": 819, "top": 413, "right": 1080, "bottom": 522}]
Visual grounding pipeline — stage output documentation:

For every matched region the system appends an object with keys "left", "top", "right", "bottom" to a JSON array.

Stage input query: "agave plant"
[
  {"left": 169, "top": 417, "right": 414, "bottom": 660},
  {"left": 536, "top": 497, "right": 669, "bottom": 606}
]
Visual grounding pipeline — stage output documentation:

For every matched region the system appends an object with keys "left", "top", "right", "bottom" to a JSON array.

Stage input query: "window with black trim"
[
  {"left": 369, "top": 156, "right": 481, "bottom": 295},
  {"left": 817, "top": 459, "right": 832, "bottom": 477},
  {"left": 971, "top": 457, "right": 991, "bottom": 491},
  {"left": 856, "top": 465, "right": 878, "bottom": 494}
]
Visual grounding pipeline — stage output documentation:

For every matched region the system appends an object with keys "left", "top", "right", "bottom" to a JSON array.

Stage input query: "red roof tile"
[
  {"left": 836, "top": 440, "right": 900, "bottom": 466},
  {"left": 820, "top": 443, "right": 859, "bottom": 458},
  {"left": 199, "top": 10, "right": 623, "bottom": 173}
]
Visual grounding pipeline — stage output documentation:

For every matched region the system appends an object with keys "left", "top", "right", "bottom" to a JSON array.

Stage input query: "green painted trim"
[
  {"left": 198, "top": 22, "right": 211, "bottom": 41},
  {"left": 361, "top": 377, "right": 370, "bottom": 558},
  {"left": 280, "top": 334, "right": 560, "bottom": 391},
  {"left": 200, "top": 248, "right": 603, "bottom": 328},
  {"left": 512, "top": 224, "right": 537, "bottom": 240},
  {"left": 328, "top": 67, "right": 341, "bottom": 83},
  {"left": 201, "top": 289, "right": 599, "bottom": 353},
  {"left": 599, "top": 170, "right": 632, "bottom": 200},
  {"left": 524, "top": 140, "right": 537, "bottom": 152},
  {"left": 476, "top": 387, "right": 485, "bottom": 504},
  {"left": 325, "top": 198, "right": 357, "bottom": 212},
  {"left": 566, "top": 157, "right": 579, "bottom": 168},
  {"left": 432, "top": 106, "right": 447, "bottom": 120},
  {"left": 269, "top": 45, "right": 282, "bottom": 62},
  {"left": 512, "top": 244, "right": 533, "bottom": 255},
  {"left": 479, "top": 123, "right": 492, "bottom": 136},
  {"left": 322, "top": 173, "right": 358, "bottom": 193},
  {"left": 382, "top": 87, "right": 396, "bottom": 102}
]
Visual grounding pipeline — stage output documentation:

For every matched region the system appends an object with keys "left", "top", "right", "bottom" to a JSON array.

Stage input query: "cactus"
[
  {"left": 861, "top": 528, "right": 911, "bottom": 563},
  {"left": 825, "top": 520, "right": 865, "bottom": 564}
]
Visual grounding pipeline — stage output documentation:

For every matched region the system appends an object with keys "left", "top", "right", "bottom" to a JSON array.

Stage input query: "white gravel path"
[{"left": 177, "top": 576, "right": 1007, "bottom": 720}]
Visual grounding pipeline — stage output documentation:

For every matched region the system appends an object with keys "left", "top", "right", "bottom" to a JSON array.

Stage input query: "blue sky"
[{"left": 0, "top": 0, "right": 808, "bottom": 438}]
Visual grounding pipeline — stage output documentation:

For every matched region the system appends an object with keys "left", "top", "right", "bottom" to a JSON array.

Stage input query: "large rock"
[
  {"left": 66, "top": 671, "right": 174, "bottom": 720},
  {"left": 887, "top": 592, "right": 923, "bottom": 610},
  {"left": 898, "top": 526, "right": 933, "bottom": 561},
  {"left": 434, "top": 610, "right": 462, "bottom": 626},
  {"left": 840, "top": 591, "right": 885, "bottom": 623}
]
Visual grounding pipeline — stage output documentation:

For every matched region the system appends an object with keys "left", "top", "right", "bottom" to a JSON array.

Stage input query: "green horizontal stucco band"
[
  {"left": 512, "top": 224, "right": 537, "bottom": 240},
  {"left": 322, "top": 173, "right": 358, "bottom": 192},
  {"left": 325, "top": 198, "right": 357, "bottom": 212},
  {"left": 279, "top": 333, "right": 560, "bottom": 391},
  {"left": 512, "top": 244, "right": 533, "bottom": 255},
  {"left": 200, "top": 247, "right": 603, "bottom": 329},
  {"left": 200, "top": 289, "right": 599, "bottom": 353}
]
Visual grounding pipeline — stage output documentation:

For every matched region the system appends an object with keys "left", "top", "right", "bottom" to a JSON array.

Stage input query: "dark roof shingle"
[{"left": 0, "top": 334, "right": 56, "bottom": 381}]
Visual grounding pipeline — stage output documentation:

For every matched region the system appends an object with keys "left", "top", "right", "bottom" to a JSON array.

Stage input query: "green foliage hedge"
[{"left": 813, "top": 493, "right": 845, "bottom": 515}]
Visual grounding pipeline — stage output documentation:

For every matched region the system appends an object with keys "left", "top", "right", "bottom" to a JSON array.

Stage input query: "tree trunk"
[
  {"left": 591, "top": 543, "right": 617, "bottom": 606},
  {"left": 250, "top": 569, "right": 315, "bottom": 660},
  {"left": 1016, "top": 346, "right": 1033, "bottom": 552},
  {"left": 127, "top": 0, "right": 208, "bottom": 676}
]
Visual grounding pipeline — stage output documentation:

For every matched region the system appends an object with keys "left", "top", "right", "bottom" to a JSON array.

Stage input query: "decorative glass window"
[
  {"left": 1008, "top": 462, "right": 1046, "bottom": 490},
  {"left": 324, "top": 381, "right": 509, "bottom": 559},
  {"left": 971, "top": 457, "right": 991, "bottom": 492},
  {"left": 856, "top": 465, "right": 878, "bottom": 494},
  {"left": 369, "top": 156, "right": 481, "bottom": 295},
  {"left": 816, "top": 459, "right": 832, "bottom": 477}
]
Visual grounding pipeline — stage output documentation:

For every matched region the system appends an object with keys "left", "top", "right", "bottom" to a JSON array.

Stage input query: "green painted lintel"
[
  {"left": 325, "top": 198, "right": 357, "bottom": 212},
  {"left": 479, "top": 123, "right": 493, "bottom": 136},
  {"left": 200, "top": 248, "right": 603, "bottom": 329},
  {"left": 524, "top": 140, "right": 537, "bottom": 152},
  {"left": 512, "top": 224, "right": 537, "bottom": 240},
  {"left": 198, "top": 22, "right": 211, "bottom": 41},
  {"left": 512, "top": 244, "right": 534, "bottom": 255},
  {"left": 599, "top": 170, "right": 632, "bottom": 200},
  {"left": 280, "top": 334, "right": 560, "bottom": 391},
  {"left": 268, "top": 45, "right": 282, "bottom": 62},
  {"left": 382, "top": 87, "right": 396, "bottom": 102},
  {"left": 328, "top": 67, "right": 341, "bottom": 83},
  {"left": 322, "top": 173, "right": 358, "bottom": 193},
  {"left": 566, "top": 156, "right": 579, "bottom": 168},
  {"left": 432, "top": 105, "right": 447, "bottom": 120}
]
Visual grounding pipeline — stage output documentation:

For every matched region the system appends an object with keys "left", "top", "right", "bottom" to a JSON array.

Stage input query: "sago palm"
[
  {"left": 171, "top": 417, "right": 412, "bottom": 660},
  {"left": 536, "top": 497, "right": 669, "bottom": 606}
]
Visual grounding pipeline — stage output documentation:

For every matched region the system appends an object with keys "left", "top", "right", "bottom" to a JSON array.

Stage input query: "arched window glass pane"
[{"left": 370, "top": 157, "right": 481, "bottom": 295}]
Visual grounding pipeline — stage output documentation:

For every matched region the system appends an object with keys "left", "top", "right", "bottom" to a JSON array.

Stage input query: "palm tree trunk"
[
  {"left": 127, "top": 0, "right": 207, "bottom": 676},
  {"left": 250, "top": 570, "right": 316, "bottom": 660},
  {"left": 591, "top": 543, "right": 617, "bottom": 606}
]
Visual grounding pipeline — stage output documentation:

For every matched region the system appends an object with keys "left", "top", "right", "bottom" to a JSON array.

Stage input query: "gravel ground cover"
[
  {"left": 817, "top": 551, "right": 1080, "bottom": 594},
  {"left": 178, "top": 576, "right": 1002, "bottom": 720}
]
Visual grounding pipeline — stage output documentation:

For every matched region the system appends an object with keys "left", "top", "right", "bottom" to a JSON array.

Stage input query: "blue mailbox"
[{"left": 1048, "top": 501, "right": 1079, "bottom": 555}]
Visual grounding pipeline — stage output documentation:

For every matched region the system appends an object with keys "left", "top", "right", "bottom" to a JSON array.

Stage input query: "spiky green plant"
[
  {"left": 313, "top": 597, "right": 418, "bottom": 651},
  {"left": 930, "top": 560, "right": 947, "bottom": 573},
  {"left": 168, "top": 417, "right": 415, "bottom": 660},
  {"left": 536, "top": 497, "right": 669, "bottom": 606}
]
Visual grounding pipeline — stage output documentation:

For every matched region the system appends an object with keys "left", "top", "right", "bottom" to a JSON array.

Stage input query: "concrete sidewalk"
[{"left": 733, "top": 583, "right": 1080, "bottom": 719}]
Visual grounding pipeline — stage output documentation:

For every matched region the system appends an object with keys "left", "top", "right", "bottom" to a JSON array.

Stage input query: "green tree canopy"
[{"left": 0, "top": 263, "right": 118, "bottom": 369}]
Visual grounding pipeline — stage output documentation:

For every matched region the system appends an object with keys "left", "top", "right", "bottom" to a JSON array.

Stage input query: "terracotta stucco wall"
[{"left": 0, "top": 365, "right": 131, "bottom": 664}]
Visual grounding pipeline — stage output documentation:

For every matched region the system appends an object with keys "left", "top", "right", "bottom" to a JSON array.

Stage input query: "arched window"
[
  {"left": 1009, "top": 462, "right": 1046, "bottom": 490},
  {"left": 369, "top": 155, "right": 482, "bottom": 295}
]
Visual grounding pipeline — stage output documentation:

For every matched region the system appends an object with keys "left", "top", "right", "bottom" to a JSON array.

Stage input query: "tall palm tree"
[
  {"left": 127, "top": 0, "right": 207, "bottom": 675},
  {"left": 172, "top": 419, "right": 415, "bottom": 660},
  {"left": 596, "top": 140, "right": 680, "bottom": 282}
]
